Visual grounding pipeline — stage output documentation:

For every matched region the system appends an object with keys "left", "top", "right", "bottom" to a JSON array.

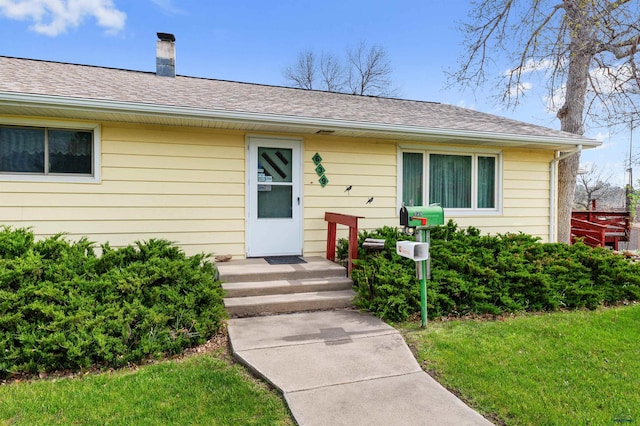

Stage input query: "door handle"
[{"left": 297, "top": 197, "right": 300, "bottom": 205}]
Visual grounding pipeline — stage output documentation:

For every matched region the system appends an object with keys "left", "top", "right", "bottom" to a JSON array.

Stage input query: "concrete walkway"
[{"left": 227, "top": 310, "right": 493, "bottom": 425}]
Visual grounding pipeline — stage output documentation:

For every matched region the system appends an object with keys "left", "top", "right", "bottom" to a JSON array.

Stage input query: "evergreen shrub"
[
  {"left": 0, "top": 227, "right": 225, "bottom": 378},
  {"left": 346, "top": 221, "right": 640, "bottom": 322}
]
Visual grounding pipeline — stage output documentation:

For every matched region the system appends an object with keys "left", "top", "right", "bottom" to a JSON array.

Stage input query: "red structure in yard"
[
  {"left": 325, "top": 212, "right": 363, "bottom": 277},
  {"left": 571, "top": 201, "right": 631, "bottom": 249}
]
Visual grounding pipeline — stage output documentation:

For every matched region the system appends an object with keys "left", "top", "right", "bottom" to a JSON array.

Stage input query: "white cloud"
[
  {"left": 506, "top": 81, "right": 533, "bottom": 98},
  {"left": 457, "top": 100, "right": 475, "bottom": 110},
  {"left": 543, "top": 85, "right": 565, "bottom": 115},
  {"left": 588, "top": 62, "right": 638, "bottom": 96},
  {"left": 594, "top": 132, "right": 608, "bottom": 142},
  {"left": 0, "top": 0, "right": 126, "bottom": 36},
  {"left": 504, "top": 59, "right": 557, "bottom": 78},
  {"left": 151, "top": 0, "right": 186, "bottom": 15},
  {"left": 543, "top": 60, "right": 639, "bottom": 117},
  {"left": 591, "top": 132, "right": 615, "bottom": 151}
]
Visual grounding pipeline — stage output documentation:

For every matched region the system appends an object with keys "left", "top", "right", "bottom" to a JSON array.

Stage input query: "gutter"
[
  {"left": 0, "top": 92, "right": 600, "bottom": 148},
  {"left": 549, "top": 145, "right": 582, "bottom": 242}
]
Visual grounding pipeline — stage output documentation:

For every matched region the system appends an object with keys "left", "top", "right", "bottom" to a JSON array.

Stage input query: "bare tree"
[
  {"left": 574, "top": 165, "right": 621, "bottom": 210},
  {"left": 450, "top": 0, "right": 640, "bottom": 243},
  {"left": 283, "top": 42, "right": 398, "bottom": 96},
  {"left": 283, "top": 49, "right": 316, "bottom": 90},
  {"left": 319, "top": 52, "right": 345, "bottom": 92},
  {"left": 346, "top": 42, "right": 398, "bottom": 96}
]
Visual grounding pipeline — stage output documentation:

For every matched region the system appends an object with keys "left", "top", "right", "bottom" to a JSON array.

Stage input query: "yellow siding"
[
  {"left": 0, "top": 122, "right": 247, "bottom": 257},
  {"left": 505, "top": 149, "right": 553, "bottom": 238},
  {"left": 303, "top": 136, "right": 397, "bottom": 256},
  {"left": 303, "top": 142, "right": 554, "bottom": 257},
  {"left": 0, "top": 117, "right": 557, "bottom": 259}
]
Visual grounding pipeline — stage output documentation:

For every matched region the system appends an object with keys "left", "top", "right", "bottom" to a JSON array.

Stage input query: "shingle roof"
[{"left": 0, "top": 56, "right": 596, "bottom": 147}]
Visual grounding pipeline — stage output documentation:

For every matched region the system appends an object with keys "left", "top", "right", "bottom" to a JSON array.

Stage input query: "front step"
[
  {"left": 224, "top": 290, "right": 355, "bottom": 317},
  {"left": 219, "top": 256, "right": 347, "bottom": 283},
  {"left": 219, "top": 257, "right": 356, "bottom": 317},
  {"left": 223, "top": 276, "right": 354, "bottom": 298}
]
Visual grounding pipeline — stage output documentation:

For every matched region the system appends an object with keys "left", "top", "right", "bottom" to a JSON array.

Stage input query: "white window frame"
[
  {"left": 398, "top": 145, "right": 502, "bottom": 216},
  {"left": 0, "top": 117, "right": 101, "bottom": 183}
]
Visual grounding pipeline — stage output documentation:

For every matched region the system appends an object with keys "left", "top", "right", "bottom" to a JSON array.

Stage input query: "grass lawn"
[
  {"left": 401, "top": 304, "right": 640, "bottom": 426},
  {"left": 0, "top": 344, "right": 293, "bottom": 426}
]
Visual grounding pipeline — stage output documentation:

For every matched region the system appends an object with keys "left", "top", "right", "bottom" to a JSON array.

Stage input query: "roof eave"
[{"left": 0, "top": 92, "right": 600, "bottom": 149}]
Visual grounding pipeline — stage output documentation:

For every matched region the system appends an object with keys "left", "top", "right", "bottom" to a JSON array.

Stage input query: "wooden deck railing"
[
  {"left": 571, "top": 217, "right": 608, "bottom": 247},
  {"left": 324, "top": 212, "right": 363, "bottom": 277},
  {"left": 571, "top": 208, "right": 630, "bottom": 250}
]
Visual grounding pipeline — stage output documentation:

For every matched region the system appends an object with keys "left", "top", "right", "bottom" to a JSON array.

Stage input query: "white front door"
[{"left": 246, "top": 137, "right": 302, "bottom": 257}]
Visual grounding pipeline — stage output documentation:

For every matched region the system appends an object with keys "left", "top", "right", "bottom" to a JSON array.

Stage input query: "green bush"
[
  {"left": 350, "top": 221, "right": 640, "bottom": 322},
  {"left": 0, "top": 227, "right": 225, "bottom": 378}
]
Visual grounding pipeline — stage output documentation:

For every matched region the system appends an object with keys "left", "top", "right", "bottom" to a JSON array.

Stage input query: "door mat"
[{"left": 264, "top": 256, "right": 307, "bottom": 265}]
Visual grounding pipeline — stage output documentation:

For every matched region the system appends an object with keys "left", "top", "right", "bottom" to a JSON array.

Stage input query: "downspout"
[{"left": 549, "top": 145, "right": 582, "bottom": 242}]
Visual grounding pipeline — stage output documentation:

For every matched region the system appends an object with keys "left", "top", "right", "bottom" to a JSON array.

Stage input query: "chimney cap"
[{"left": 157, "top": 32, "right": 175, "bottom": 42}]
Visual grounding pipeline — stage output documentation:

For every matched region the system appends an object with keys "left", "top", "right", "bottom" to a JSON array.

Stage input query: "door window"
[{"left": 257, "top": 147, "right": 293, "bottom": 218}]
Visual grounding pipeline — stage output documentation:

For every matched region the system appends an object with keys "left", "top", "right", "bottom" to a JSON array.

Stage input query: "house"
[{"left": 0, "top": 35, "right": 599, "bottom": 259}]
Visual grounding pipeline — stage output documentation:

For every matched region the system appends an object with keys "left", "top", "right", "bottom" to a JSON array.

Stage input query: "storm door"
[{"left": 246, "top": 137, "right": 302, "bottom": 257}]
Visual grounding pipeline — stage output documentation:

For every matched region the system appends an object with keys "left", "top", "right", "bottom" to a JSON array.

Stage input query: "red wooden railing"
[
  {"left": 324, "top": 212, "right": 363, "bottom": 277},
  {"left": 571, "top": 207, "right": 630, "bottom": 250}
]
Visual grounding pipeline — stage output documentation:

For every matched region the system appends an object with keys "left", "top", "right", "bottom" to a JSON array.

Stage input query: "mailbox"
[
  {"left": 399, "top": 205, "right": 444, "bottom": 228},
  {"left": 396, "top": 241, "right": 430, "bottom": 261},
  {"left": 397, "top": 205, "right": 443, "bottom": 328}
]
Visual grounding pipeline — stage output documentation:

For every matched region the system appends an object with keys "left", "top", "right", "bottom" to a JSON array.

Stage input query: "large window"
[
  {"left": 0, "top": 122, "right": 98, "bottom": 181},
  {"left": 401, "top": 150, "right": 499, "bottom": 212}
]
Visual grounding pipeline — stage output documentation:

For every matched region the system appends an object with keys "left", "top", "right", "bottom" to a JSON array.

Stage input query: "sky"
[{"left": 0, "top": 0, "right": 638, "bottom": 186}]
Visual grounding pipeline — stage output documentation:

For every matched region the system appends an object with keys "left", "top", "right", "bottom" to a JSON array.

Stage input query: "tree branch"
[
  {"left": 504, "top": 3, "right": 564, "bottom": 105},
  {"left": 454, "top": 0, "right": 515, "bottom": 85}
]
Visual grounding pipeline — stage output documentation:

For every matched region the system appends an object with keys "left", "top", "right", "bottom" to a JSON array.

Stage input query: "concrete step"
[
  {"left": 224, "top": 289, "right": 356, "bottom": 318},
  {"left": 219, "top": 257, "right": 354, "bottom": 318},
  {"left": 223, "top": 276, "right": 353, "bottom": 298},
  {"left": 218, "top": 256, "right": 346, "bottom": 283}
]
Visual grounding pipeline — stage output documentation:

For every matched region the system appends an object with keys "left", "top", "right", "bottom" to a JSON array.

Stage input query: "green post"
[{"left": 420, "top": 227, "right": 428, "bottom": 328}]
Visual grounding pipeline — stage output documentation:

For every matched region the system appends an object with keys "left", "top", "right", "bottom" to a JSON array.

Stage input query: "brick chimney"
[{"left": 156, "top": 32, "right": 176, "bottom": 77}]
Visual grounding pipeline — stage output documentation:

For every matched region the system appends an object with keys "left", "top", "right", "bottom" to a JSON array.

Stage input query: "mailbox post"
[{"left": 398, "top": 205, "right": 444, "bottom": 328}]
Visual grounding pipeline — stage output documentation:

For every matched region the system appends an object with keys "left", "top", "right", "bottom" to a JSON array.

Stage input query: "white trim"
[
  {"left": 550, "top": 152, "right": 558, "bottom": 242},
  {"left": 548, "top": 145, "right": 582, "bottom": 242},
  {"left": 397, "top": 148, "right": 401, "bottom": 209},
  {"left": 497, "top": 153, "right": 504, "bottom": 213},
  {"left": 439, "top": 210, "right": 504, "bottom": 217},
  {"left": 0, "top": 117, "right": 101, "bottom": 183},
  {"left": 0, "top": 92, "right": 600, "bottom": 148},
  {"left": 399, "top": 143, "right": 502, "bottom": 155},
  {"left": 245, "top": 133, "right": 303, "bottom": 142}
]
